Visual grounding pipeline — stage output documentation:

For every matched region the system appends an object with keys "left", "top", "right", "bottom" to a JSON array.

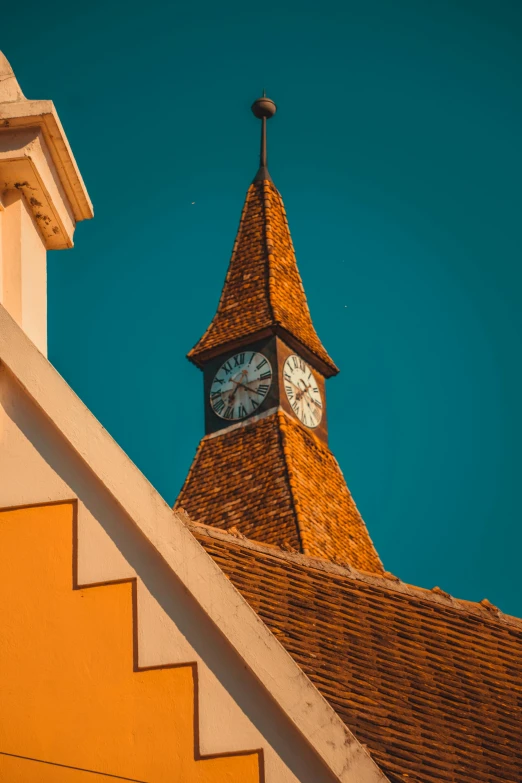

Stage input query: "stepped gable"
[
  {"left": 188, "top": 179, "right": 338, "bottom": 376},
  {"left": 0, "top": 502, "right": 262, "bottom": 782},
  {"left": 190, "top": 524, "right": 522, "bottom": 783},
  {"left": 175, "top": 410, "right": 383, "bottom": 574}
]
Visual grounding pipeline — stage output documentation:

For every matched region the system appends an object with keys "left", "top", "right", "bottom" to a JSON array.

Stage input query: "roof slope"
[
  {"left": 176, "top": 410, "right": 383, "bottom": 573},
  {"left": 188, "top": 179, "right": 338, "bottom": 375},
  {"left": 192, "top": 525, "right": 522, "bottom": 783}
]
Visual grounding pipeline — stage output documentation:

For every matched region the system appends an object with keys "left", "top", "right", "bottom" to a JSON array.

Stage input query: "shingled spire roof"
[
  {"left": 188, "top": 97, "right": 338, "bottom": 376},
  {"left": 175, "top": 410, "right": 384, "bottom": 574}
]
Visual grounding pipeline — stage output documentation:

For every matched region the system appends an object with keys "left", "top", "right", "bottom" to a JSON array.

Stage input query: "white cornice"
[{"left": 0, "top": 100, "right": 93, "bottom": 225}]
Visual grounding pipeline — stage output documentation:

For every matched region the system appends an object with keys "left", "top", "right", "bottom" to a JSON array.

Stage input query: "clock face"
[
  {"left": 210, "top": 351, "right": 273, "bottom": 421},
  {"left": 283, "top": 355, "right": 323, "bottom": 428}
]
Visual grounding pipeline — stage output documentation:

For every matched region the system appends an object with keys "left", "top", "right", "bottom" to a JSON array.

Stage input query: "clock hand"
[
  {"left": 285, "top": 379, "right": 304, "bottom": 400},
  {"left": 302, "top": 387, "right": 319, "bottom": 406},
  {"left": 212, "top": 385, "right": 237, "bottom": 404},
  {"left": 303, "top": 392, "right": 322, "bottom": 420},
  {"left": 295, "top": 383, "right": 307, "bottom": 401},
  {"left": 231, "top": 379, "right": 264, "bottom": 396},
  {"left": 300, "top": 382, "right": 317, "bottom": 403}
]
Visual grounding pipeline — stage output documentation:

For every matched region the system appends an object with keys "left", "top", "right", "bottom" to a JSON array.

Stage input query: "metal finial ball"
[{"left": 251, "top": 96, "right": 277, "bottom": 120}]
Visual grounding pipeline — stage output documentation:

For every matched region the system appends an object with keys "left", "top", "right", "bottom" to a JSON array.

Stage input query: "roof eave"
[{"left": 187, "top": 324, "right": 339, "bottom": 377}]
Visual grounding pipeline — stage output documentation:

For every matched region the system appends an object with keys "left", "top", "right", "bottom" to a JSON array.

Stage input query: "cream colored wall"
[
  {"left": 0, "top": 51, "right": 94, "bottom": 358},
  {"left": 0, "top": 189, "right": 47, "bottom": 354},
  {"left": 1, "top": 191, "right": 23, "bottom": 324},
  {"left": 0, "top": 365, "right": 337, "bottom": 783}
]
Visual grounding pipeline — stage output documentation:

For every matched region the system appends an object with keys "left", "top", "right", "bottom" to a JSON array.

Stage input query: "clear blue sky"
[{"left": 3, "top": 0, "right": 521, "bottom": 615}]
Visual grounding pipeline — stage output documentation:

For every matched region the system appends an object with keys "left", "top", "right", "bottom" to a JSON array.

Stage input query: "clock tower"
[{"left": 175, "top": 95, "right": 383, "bottom": 574}]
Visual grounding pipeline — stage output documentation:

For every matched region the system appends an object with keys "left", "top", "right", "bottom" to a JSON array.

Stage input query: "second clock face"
[
  {"left": 210, "top": 351, "right": 273, "bottom": 421},
  {"left": 283, "top": 355, "right": 323, "bottom": 428}
]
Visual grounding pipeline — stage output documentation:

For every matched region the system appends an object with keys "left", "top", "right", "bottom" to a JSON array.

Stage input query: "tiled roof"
[
  {"left": 188, "top": 179, "right": 338, "bottom": 375},
  {"left": 189, "top": 523, "right": 522, "bottom": 783},
  {"left": 175, "top": 410, "right": 383, "bottom": 573}
]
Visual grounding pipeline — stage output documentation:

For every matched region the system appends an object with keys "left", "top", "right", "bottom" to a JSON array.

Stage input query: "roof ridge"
[
  {"left": 261, "top": 180, "right": 338, "bottom": 374},
  {"left": 272, "top": 185, "right": 315, "bottom": 326},
  {"left": 277, "top": 411, "right": 383, "bottom": 572},
  {"left": 262, "top": 179, "right": 278, "bottom": 326},
  {"left": 324, "top": 440, "right": 386, "bottom": 573},
  {"left": 184, "top": 407, "right": 382, "bottom": 570},
  {"left": 276, "top": 410, "right": 308, "bottom": 553},
  {"left": 185, "top": 516, "right": 522, "bottom": 632}
]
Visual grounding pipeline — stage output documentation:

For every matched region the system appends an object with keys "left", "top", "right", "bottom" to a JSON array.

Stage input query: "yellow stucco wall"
[{"left": 0, "top": 502, "right": 261, "bottom": 782}]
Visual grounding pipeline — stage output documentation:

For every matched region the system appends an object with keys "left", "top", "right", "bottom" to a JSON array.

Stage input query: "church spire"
[
  {"left": 188, "top": 94, "right": 338, "bottom": 377},
  {"left": 177, "top": 96, "right": 383, "bottom": 574}
]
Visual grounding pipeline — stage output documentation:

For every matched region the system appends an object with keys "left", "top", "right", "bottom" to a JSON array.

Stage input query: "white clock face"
[
  {"left": 283, "top": 355, "right": 323, "bottom": 428},
  {"left": 210, "top": 351, "right": 273, "bottom": 421}
]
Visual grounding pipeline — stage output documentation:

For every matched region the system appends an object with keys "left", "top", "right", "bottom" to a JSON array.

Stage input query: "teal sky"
[{"left": 3, "top": 0, "right": 521, "bottom": 616}]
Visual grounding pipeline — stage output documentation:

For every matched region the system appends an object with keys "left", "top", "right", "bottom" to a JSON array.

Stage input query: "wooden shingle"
[
  {"left": 176, "top": 411, "right": 383, "bottom": 573},
  {"left": 193, "top": 527, "right": 522, "bottom": 783}
]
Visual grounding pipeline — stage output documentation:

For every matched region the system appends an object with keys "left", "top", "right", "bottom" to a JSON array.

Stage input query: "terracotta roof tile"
[
  {"left": 188, "top": 180, "right": 338, "bottom": 375},
  {"left": 176, "top": 411, "right": 299, "bottom": 550},
  {"left": 175, "top": 410, "right": 383, "bottom": 573},
  {"left": 190, "top": 526, "right": 522, "bottom": 783}
]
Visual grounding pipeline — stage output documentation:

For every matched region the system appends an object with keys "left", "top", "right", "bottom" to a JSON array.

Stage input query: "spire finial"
[{"left": 251, "top": 93, "right": 277, "bottom": 182}]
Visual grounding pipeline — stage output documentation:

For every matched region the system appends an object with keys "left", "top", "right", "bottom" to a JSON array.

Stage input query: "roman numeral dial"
[
  {"left": 283, "top": 355, "right": 323, "bottom": 429},
  {"left": 210, "top": 351, "right": 273, "bottom": 421}
]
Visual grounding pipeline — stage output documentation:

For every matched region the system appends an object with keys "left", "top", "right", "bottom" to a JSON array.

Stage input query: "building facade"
[{"left": 0, "top": 53, "right": 520, "bottom": 783}]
